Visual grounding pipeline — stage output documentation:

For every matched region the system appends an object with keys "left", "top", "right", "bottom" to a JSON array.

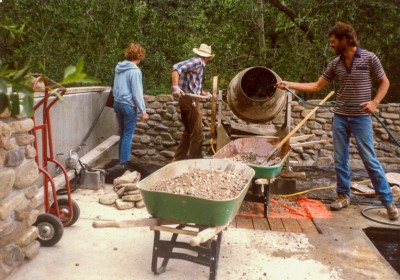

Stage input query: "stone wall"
[
  {"left": 132, "top": 95, "right": 400, "bottom": 170},
  {"left": 0, "top": 109, "right": 40, "bottom": 279}
]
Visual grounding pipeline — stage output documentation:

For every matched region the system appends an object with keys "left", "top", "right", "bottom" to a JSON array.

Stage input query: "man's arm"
[
  {"left": 278, "top": 76, "right": 330, "bottom": 93},
  {"left": 171, "top": 70, "right": 180, "bottom": 86},
  {"left": 360, "top": 74, "right": 390, "bottom": 114}
]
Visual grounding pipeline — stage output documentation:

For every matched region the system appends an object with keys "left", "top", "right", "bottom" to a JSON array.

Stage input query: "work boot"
[
  {"left": 105, "top": 163, "right": 125, "bottom": 175},
  {"left": 330, "top": 194, "right": 350, "bottom": 211},
  {"left": 385, "top": 204, "right": 399, "bottom": 221}
]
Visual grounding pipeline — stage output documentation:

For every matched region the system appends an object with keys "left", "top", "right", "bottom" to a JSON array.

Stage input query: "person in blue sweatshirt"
[{"left": 106, "top": 42, "right": 149, "bottom": 174}]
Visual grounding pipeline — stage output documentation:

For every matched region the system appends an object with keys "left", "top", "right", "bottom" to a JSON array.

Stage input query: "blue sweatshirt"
[{"left": 113, "top": 60, "right": 146, "bottom": 113}]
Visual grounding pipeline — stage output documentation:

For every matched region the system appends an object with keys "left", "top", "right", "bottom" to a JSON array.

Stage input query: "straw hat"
[{"left": 193, "top": 44, "right": 215, "bottom": 60}]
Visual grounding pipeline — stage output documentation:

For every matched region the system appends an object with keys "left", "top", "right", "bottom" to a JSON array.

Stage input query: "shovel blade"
[{"left": 271, "top": 178, "right": 297, "bottom": 195}]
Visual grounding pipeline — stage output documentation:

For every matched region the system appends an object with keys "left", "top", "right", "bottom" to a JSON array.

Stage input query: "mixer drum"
[{"left": 227, "top": 67, "right": 287, "bottom": 123}]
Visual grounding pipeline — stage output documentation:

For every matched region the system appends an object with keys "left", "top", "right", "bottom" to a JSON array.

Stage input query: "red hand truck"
[{"left": 31, "top": 74, "right": 80, "bottom": 247}]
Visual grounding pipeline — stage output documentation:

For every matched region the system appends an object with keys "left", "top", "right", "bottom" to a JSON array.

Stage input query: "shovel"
[{"left": 263, "top": 91, "right": 335, "bottom": 165}]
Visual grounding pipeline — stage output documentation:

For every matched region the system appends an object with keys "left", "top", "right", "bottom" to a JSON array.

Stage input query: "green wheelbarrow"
[{"left": 137, "top": 158, "right": 255, "bottom": 227}]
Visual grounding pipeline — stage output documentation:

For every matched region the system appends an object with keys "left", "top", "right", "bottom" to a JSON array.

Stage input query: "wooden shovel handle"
[
  {"left": 273, "top": 91, "right": 335, "bottom": 152},
  {"left": 184, "top": 93, "right": 211, "bottom": 99},
  {"left": 92, "top": 218, "right": 158, "bottom": 228}
]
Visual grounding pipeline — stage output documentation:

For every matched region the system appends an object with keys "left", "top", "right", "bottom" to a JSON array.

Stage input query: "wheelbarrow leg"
[
  {"left": 254, "top": 179, "right": 273, "bottom": 218},
  {"left": 209, "top": 231, "right": 223, "bottom": 280},
  {"left": 151, "top": 226, "right": 181, "bottom": 274},
  {"left": 263, "top": 182, "right": 271, "bottom": 218}
]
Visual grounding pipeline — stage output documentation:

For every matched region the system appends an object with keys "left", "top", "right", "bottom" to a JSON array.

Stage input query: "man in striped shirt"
[
  {"left": 277, "top": 22, "right": 398, "bottom": 221},
  {"left": 171, "top": 44, "right": 214, "bottom": 160}
]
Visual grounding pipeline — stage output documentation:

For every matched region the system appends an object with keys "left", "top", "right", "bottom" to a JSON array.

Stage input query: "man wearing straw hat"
[{"left": 171, "top": 43, "right": 215, "bottom": 160}]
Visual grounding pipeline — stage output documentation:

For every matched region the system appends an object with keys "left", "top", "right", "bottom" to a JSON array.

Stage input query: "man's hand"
[
  {"left": 275, "top": 82, "right": 288, "bottom": 90},
  {"left": 360, "top": 100, "right": 378, "bottom": 115},
  {"left": 172, "top": 86, "right": 185, "bottom": 97},
  {"left": 201, "top": 91, "right": 212, "bottom": 99},
  {"left": 141, "top": 113, "right": 149, "bottom": 121}
]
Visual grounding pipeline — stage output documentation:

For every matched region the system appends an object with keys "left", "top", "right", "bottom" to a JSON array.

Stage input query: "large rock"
[
  {"left": 0, "top": 169, "right": 15, "bottom": 200},
  {"left": 99, "top": 193, "right": 118, "bottom": 205},
  {"left": 14, "top": 160, "right": 39, "bottom": 189},
  {"left": 113, "top": 171, "right": 141, "bottom": 186},
  {"left": 115, "top": 199, "right": 135, "bottom": 210}
]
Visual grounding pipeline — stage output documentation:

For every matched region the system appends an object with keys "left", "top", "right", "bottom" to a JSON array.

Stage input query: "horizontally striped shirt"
[
  {"left": 172, "top": 56, "right": 205, "bottom": 95},
  {"left": 322, "top": 47, "right": 385, "bottom": 116}
]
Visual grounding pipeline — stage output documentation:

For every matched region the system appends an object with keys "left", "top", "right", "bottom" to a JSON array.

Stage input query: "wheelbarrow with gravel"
[
  {"left": 213, "top": 91, "right": 335, "bottom": 217},
  {"left": 93, "top": 158, "right": 255, "bottom": 280}
]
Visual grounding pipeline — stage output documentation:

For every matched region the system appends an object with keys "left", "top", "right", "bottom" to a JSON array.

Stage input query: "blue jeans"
[
  {"left": 333, "top": 114, "right": 393, "bottom": 206},
  {"left": 113, "top": 102, "right": 138, "bottom": 164}
]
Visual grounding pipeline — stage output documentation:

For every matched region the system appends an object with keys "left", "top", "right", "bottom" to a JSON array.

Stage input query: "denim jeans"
[
  {"left": 333, "top": 114, "right": 393, "bottom": 206},
  {"left": 113, "top": 101, "right": 138, "bottom": 164}
]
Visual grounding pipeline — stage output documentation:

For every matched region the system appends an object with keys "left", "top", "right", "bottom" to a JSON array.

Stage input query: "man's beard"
[{"left": 334, "top": 43, "right": 345, "bottom": 55}]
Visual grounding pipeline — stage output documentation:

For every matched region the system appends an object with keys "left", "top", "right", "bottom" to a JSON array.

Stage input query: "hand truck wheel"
[
  {"left": 51, "top": 198, "right": 80, "bottom": 227},
  {"left": 34, "top": 213, "right": 64, "bottom": 247}
]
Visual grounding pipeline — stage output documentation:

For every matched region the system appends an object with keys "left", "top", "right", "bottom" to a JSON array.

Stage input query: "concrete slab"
[{"left": 8, "top": 185, "right": 400, "bottom": 280}]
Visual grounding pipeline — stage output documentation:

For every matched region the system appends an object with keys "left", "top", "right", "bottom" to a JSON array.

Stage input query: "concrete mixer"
[{"left": 211, "top": 66, "right": 294, "bottom": 155}]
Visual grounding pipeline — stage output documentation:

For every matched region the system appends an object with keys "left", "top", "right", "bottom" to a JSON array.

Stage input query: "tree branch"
[{"left": 267, "top": 0, "right": 314, "bottom": 43}]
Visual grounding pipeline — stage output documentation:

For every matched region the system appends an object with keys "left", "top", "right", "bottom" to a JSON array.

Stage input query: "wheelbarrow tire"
[
  {"left": 51, "top": 198, "right": 80, "bottom": 227},
  {"left": 34, "top": 213, "right": 64, "bottom": 247}
]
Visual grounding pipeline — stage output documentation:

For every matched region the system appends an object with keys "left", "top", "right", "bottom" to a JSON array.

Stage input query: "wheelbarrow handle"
[
  {"left": 189, "top": 224, "right": 229, "bottom": 247},
  {"left": 92, "top": 218, "right": 158, "bottom": 228}
]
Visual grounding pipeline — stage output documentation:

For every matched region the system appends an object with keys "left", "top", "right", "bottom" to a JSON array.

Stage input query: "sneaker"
[
  {"left": 385, "top": 204, "right": 399, "bottom": 221},
  {"left": 105, "top": 163, "right": 125, "bottom": 175},
  {"left": 330, "top": 194, "right": 350, "bottom": 211}
]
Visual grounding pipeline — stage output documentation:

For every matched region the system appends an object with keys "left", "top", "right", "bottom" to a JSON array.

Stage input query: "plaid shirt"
[{"left": 172, "top": 56, "right": 205, "bottom": 95}]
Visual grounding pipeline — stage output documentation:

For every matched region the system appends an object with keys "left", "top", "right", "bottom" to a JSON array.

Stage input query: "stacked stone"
[
  {"left": 0, "top": 109, "right": 40, "bottom": 279},
  {"left": 99, "top": 171, "right": 145, "bottom": 210},
  {"left": 131, "top": 94, "right": 400, "bottom": 170},
  {"left": 372, "top": 103, "right": 400, "bottom": 170}
]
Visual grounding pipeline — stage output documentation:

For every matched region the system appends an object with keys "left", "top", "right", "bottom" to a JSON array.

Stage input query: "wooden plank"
[
  {"left": 150, "top": 226, "right": 198, "bottom": 237},
  {"left": 78, "top": 135, "right": 120, "bottom": 164},
  {"left": 290, "top": 140, "right": 327, "bottom": 148},
  {"left": 267, "top": 218, "right": 286, "bottom": 232},
  {"left": 281, "top": 218, "right": 303, "bottom": 233},
  {"left": 210, "top": 76, "right": 218, "bottom": 138},
  {"left": 35, "top": 135, "right": 120, "bottom": 205},
  {"left": 297, "top": 219, "right": 319, "bottom": 234},
  {"left": 252, "top": 217, "right": 270, "bottom": 230},
  {"left": 235, "top": 216, "right": 253, "bottom": 229},
  {"left": 231, "top": 122, "right": 277, "bottom": 136},
  {"left": 290, "top": 134, "right": 315, "bottom": 143}
]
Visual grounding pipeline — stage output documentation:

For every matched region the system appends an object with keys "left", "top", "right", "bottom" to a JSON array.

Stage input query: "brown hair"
[
  {"left": 124, "top": 42, "right": 146, "bottom": 61},
  {"left": 328, "top": 22, "right": 359, "bottom": 47}
]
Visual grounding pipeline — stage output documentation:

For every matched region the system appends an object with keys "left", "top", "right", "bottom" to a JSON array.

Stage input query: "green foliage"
[
  {"left": 0, "top": 61, "right": 34, "bottom": 116},
  {"left": 0, "top": 59, "right": 99, "bottom": 117},
  {"left": 1, "top": 0, "right": 399, "bottom": 102}
]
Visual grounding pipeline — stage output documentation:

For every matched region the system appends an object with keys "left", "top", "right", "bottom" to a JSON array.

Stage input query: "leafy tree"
[{"left": 1, "top": 0, "right": 399, "bottom": 101}]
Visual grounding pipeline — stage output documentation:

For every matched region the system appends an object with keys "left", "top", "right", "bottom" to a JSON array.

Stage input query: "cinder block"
[{"left": 81, "top": 170, "right": 104, "bottom": 190}]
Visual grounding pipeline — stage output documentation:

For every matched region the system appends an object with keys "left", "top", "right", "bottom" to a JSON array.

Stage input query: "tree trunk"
[{"left": 257, "top": 0, "right": 266, "bottom": 66}]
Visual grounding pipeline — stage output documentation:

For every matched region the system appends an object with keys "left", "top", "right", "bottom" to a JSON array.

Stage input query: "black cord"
[
  {"left": 71, "top": 89, "right": 110, "bottom": 154},
  {"left": 361, "top": 205, "right": 400, "bottom": 226},
  {"left": 57, "top": 160, "right": 86, "bottom": 195}
]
